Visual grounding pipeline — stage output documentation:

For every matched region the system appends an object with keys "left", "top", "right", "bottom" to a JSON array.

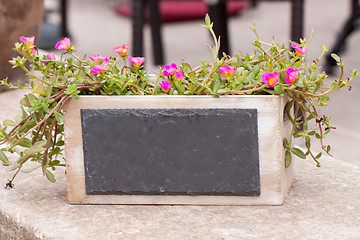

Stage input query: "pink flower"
[
  {"left": 89, "top": 54, "right": 108, "bottom": 62},
  {"left": 112, "top": 44, "right": 129, "bottom": 56},
  {"left": 291, "top": 43, "right": 307, "bottom": 56},
  {"left": 261, "top": 72, "right": 279, "bottom": 87},
  {"left": 20, "top": 36, "right": 35, "bottom": 47},
  {"left": 219, "top": 65, "right": 236, "bottom": 76},
  {"left": 55, "top": 37, "right": 71, "bottom": 50},
  {"left": 284, "top": 67, "right": 299, "bottom": 84},
  {"left": 163, "top": 63, "right": 177, "bottom": 76},
  {"left": 175, "top": 70, "right": 184, "bottom": 80},
  {"left": 159, "top": 80, "right": 171, "bottom": 92},
  {"left": 91, "top": 62, "right": 109, "bottom": 74},
  {"left": 43, "top": 52, "right": 56, "bottom": 65},
  {"left": 128, "top": 56, "right": 145, "bottom": 67},
  {"left": 46, "top": 52, "right": 56, "bottom": 61}
]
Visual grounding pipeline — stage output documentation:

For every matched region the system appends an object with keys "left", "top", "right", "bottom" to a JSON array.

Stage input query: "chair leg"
[
  {"left": 290, "top": 0, "right": 304, "bottom": 43},
  {"left": 208, "top": 0, "right": 230, "bottom": 57},
  {"left": 148, "top": 0, "right": 164, "bottom": 65},
  {"left": 132, "top": 0, "right": 145, "bottom": 58},
  {"left": 326, "top": 6, "right": 360, "bottom": 73},
  {"left": 60, "top": 0, "right": 69, "bottom": 37}
]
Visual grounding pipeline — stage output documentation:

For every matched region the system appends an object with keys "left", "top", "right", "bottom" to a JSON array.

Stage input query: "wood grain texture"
[{"left": 63, "top": 95, "right": 294, "bottom": 205}]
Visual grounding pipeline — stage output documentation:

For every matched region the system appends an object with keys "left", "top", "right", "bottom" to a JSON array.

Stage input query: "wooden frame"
[{"left": 63, "top": 95, "right": 294, "bottom": 205}]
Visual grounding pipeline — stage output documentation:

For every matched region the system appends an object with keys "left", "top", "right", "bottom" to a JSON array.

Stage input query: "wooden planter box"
[{"left": 63, "top": 95, "right": 294, "bottom": 205}]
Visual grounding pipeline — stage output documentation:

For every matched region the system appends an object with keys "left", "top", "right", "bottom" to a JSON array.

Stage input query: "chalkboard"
[{"left": 81, "top": 108, "right": 260, "bottom": 196}]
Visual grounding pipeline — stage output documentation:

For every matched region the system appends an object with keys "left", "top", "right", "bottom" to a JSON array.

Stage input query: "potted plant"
[{"left": 0, "top": 16, "right": 356, "bottom": 205}]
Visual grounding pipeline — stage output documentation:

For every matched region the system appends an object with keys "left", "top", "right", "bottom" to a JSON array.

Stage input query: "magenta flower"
[
  {"left": 175, "top": 70, "right": 184, "bottom": 80},
  {"left": 163, "top": 63, "right": 177, "bottom": 76},
  {"left": 55, "top": 37, "right": 71, "bottom": 50},
  {"left": 89, "top": 54, "right": 108, "bottom": 62},
  {"left": 219, "top": 65, "right": 236, "bottom": 76},
  {"left": 128, "top": 56, "right": 145, "bottom": 67},
  {"left": 284, "top": 67, "right": 299, "bottom": 84},
  {"left": 291, "top": 43, "right": 307, "bottom": 56},
  {"left": 112, "top": 44, "right": 129, "bottom": 56},
  {"left": 261, "top": 72, "right": 279, "bottom": 87},
  {"left": 20, "top": 36, "right": 35, "bottom": 47},
  {"left": 159, "top": 80, "right": 172, "bottom": 92},
  {"left": 91, "top": 62, "right": 109, "bottom": 74},
  {"left": 43, "top": 52, "right": 56, "bottom": 65}
]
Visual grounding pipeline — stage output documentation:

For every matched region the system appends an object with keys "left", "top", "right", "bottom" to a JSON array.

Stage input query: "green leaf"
[
  {"left": 306, "top": 114, "right": 314, "bottom": 121},
  {"left": 54, "top": 112, "right": 63, "bottom": 124},
  {"left": 21, "top": 106, "right": 28, "bottom": 119},
  {"left": 233, "top": 83, "right": 243, "bottom": 91},
  {"left": 315, "top": 152, "right": 322, "bottom": 159},
  {"left": 76, "top": 71, "right": 85, "bottom": 81},
  {"left": 0, "top": 150, "right": 10, "bottom": 165},
  {"left": 7, "top": 163, "right": 20, "bottom": 171},
  {"left": 331, "top": 53, "right": 341, "bottom": 63},
  {"left": 326, "top": 145, "right": 331, "bottom": 152},
  {"left": 33, "top": 82, "right": 47, "bottom": 96},
  {"left": 329, "top": 82, "right": 337, "bottom": 90},
  {"left": 27, "top": 93, "right": 37, "bottom": 103},
  {"left": 15, "top": 114, "right": 21, "bottom": 124},
  {"left": 291, "top": 147, "right": 307, "bottom": 159},
  {"left": 292, "top": 60, "right": 302, "bottom": 69},
  {"left": 34, "top": 140, "right": 47, "bottom": 147},
  {"left": 274, "top": 85, "right": 284, "bottom": 94},
  {"left": 55, "top": 140, "right": 65, "bottom": 146},
  {"left": 24, "top": 146, "right": 45, "bottom": 156},
  {"left": 305, "top": 136, "right": 311, "bottom": 148},
  {"left": 324, "top": 128, "right": 331, "bottom": 135},
  {"left": 211, "top": 47, "right": 217, "bottom": 63},
  {"left": 3, "top": 119, "right": 17, "bottom": 126},
  {"left": 51, "top": 160, "right": 60, "bottom": 165},
  {"left": 205, "top": 13, "right": 211, "bottom": 27},
  {"left": 45, "top": 86, "right": 53, "bottom": 97},
  {"left": 20, "top": 96, "right": 31, "bottom": 107},
  {"left": 18, "top": 138, "right": 32, "bottom": 148},
  {"left": 307, "top": 131, "right": 316, "bottom": 136},
  {"left": 213, "top": 81, "right": 221, "bottom": 92},
  {"left": 44, "top": 169, "right": 56, "bottom": 182},
  {"left": 21, "top": 165, "right": 40, "bottom": 173},
  {"left": 283, "top": 138, "right": 290, "bottom": 149},
  {"left": 285, "top": 150, "right": 292, "bottom": 168}
]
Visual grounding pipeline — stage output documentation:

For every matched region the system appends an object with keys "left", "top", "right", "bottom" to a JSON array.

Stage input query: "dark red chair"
[{"left": 131, "top": 0, "right": 305, "bottom": 66}]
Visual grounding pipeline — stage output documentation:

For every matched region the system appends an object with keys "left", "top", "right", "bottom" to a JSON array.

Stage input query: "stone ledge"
[
  {"left": 1, "top": 155, "right": 360, "bottom": 239},
  {"left": 0, "top": 212, "right": 39, "bottom": 240}
]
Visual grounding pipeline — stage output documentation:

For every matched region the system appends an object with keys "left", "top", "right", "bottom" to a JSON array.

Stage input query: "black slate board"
[{"left": 81, "top": 108, "right": 260, "bottom": 196}]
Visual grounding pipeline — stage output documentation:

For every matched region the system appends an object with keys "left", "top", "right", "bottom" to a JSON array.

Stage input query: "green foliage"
[{"left": 0, "top": 14, "right": 357, "bottom": 186}]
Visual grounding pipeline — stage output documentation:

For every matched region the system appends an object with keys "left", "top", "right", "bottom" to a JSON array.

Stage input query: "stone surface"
[{"left": 0, "top": 150, "right": 360, "bottom": 239}]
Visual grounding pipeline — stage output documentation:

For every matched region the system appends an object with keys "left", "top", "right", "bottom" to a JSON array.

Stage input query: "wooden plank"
[{"left": 63, "top": 95, "right": 294, "bottom": 205}]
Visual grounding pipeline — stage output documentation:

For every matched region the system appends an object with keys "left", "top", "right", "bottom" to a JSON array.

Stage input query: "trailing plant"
[{"left": 0, "top": 15, "right": 357, "bottom": 187}]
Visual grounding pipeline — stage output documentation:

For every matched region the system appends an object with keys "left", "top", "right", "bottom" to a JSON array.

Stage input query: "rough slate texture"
[{"left": 81, "top": 108, "right": 260, "bottom": 196}]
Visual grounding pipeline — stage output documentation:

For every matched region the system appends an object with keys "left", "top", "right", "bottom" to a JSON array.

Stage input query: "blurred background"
[{"left": 1, "top": 0, "right": 360, "bottom": 166}]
